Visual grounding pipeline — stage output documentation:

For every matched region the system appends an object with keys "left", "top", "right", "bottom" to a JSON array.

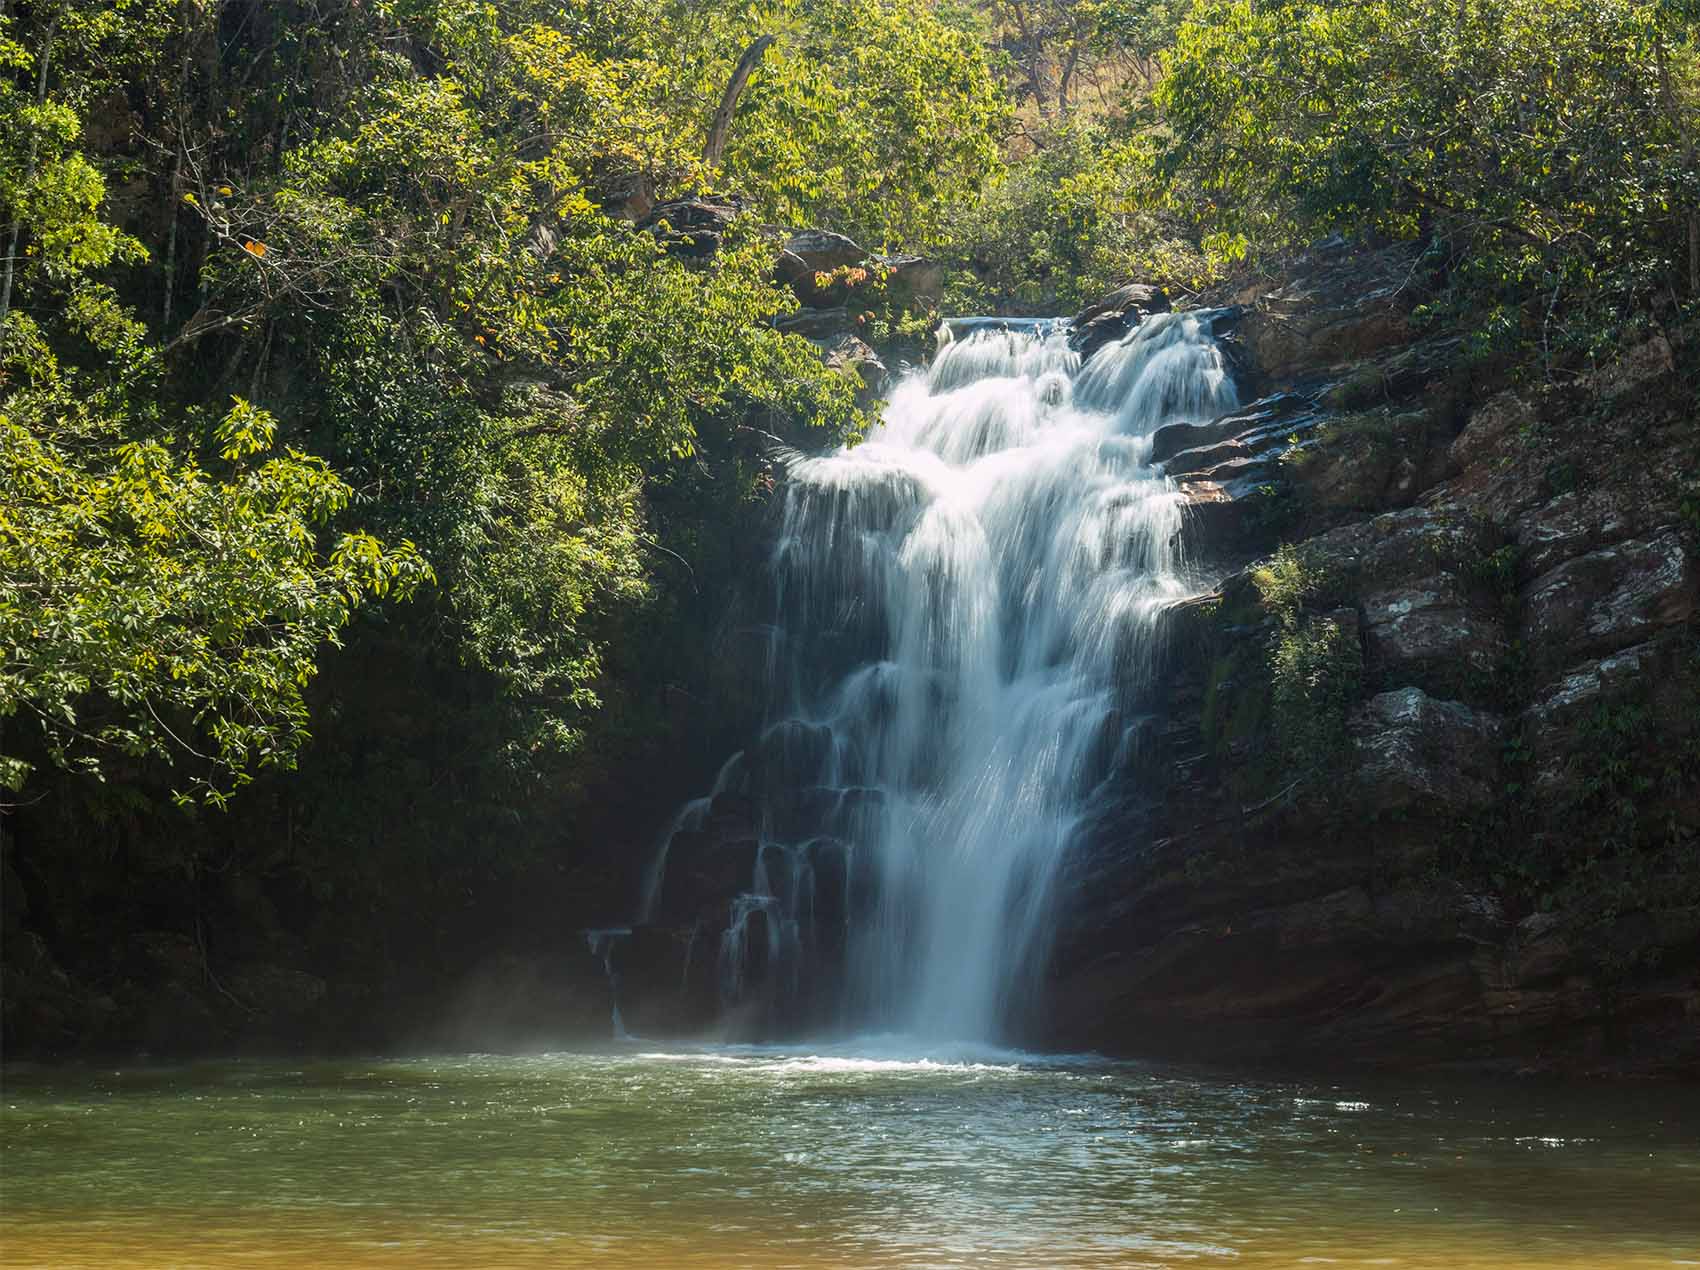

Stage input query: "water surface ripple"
[{"left": 4, "top": 1047, "right": 1697, "bottom": 1267}]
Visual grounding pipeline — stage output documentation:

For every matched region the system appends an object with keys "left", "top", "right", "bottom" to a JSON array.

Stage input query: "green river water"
[{"left": 3, "top": 1045, "right": 1697, "bottom": 1268}]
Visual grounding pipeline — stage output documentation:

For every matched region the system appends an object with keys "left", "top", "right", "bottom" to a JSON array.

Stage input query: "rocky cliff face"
[{"left": 1048, "top": 244, "right": 1700, "bottom": 1077}]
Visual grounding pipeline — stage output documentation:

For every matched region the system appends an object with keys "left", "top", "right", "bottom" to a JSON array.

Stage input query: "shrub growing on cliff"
[{"left": 1253, "top": 546, "right": 1363, "bottom": 780}]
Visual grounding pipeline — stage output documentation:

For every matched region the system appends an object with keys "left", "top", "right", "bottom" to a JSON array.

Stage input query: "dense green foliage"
[
  {"left": 671, "top": 0, "right": 1012, "bottom": 247},
  {"left": 1158, "top": 0, "right": 1699, "bottom": 353},
  {"left": 3, "top": 0, "right": 977, "bottom": 800},
  {"left": 0, "top": 0, "right": 1004, "bottom": 1039}
]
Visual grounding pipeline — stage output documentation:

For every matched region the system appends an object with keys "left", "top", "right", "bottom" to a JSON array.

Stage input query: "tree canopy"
[{"left": 2, "top": 0, "right": 1694, "bottom": 1025}]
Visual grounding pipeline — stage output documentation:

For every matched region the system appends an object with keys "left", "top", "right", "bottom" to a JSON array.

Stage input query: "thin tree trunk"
[
  {"left": 1655, "top": 36, "right": 1699, "bottom": 297},
  {"left": 1, "top": 14, "right": 59, "bottom": 329},
  {"left": 1689, "top": 211, "right": 1698, "bottom": 300},
  {"left": 162, "top": 147, "right": 183, "bottom": 327},
  {"left": 1057, "top": 42, "right": 1084, "bottom": 116},
  {"left": 1006, "top": 0, "right": 1051, "bottom": 121},
  {"left": 703, "top": 35, "right": 774, "bottom": 170},
  {"left": 162, "top": 3, "right": 195, "bottom": 329}
]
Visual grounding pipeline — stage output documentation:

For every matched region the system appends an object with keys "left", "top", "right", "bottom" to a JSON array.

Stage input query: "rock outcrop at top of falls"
[{"left": 605, "top": 239, "right": 1699, "bottom": 1078}]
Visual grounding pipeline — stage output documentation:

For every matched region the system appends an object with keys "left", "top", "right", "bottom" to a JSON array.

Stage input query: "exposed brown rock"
[
  {"left": 1521, "top": 528, "right": 1694, "bottom": 670},
  {"left": 1053, "top": 248, "right": 1700, "bottom": 1077},
  {"left": 1349, "top": 687, "right": 1504, "bottom": 816},
  {"left": 1360, "top": 579, "right": 1507, "bottom": 688}
]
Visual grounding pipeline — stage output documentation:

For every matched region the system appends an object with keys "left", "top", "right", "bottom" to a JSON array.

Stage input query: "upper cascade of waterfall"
[{"left": 645, "top": 308, "right": 1239, "bottom": 1045}]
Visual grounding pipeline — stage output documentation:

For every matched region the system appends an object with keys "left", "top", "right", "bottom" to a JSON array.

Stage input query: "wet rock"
[
  {"left": 1160, "top": 401, "right": 1324, "bottom": 479},
  {"left": 1350, "top": 687, "right": 1504, "bottom": 815},
  {"left": 815, "top": 332, "right": 889, "bottom": 406},
  {"left": 655, "top": 837, "right": 760, "bottom": 925},
  {"left": 1152, "top": 393, "right": 1311, "bottom": 466},
  {"left": 1521, "top": 528, "right": 1695, "bottom": 670},
  {"left": 1069, "top": 282, "right": 1172, "bottom": 357},
  {"left": 620, "top": 924, "right": 721, "bottom": 1036},
  {"left": 1073, "top": 281, "right": 1171, "bottom": 328}
]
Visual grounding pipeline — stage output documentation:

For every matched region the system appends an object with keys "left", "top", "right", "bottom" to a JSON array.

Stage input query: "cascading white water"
[
  {"left": 766, "top": 310, "right": 1236, "bottom": 1041},
  {"left": 644, "top": 309, "right": 1237, "bottom": 1045}
]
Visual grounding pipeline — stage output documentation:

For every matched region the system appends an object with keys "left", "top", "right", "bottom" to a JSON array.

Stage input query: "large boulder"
[
  {"left": 638, "top": 197, "right": 742, "bottom": 258},
  {"left": 1520, "top": 528, "right": 1695, "bottom": 670},
  {"left": 1350, "top": 687, "right": 1504, "bottom": 816},
  {"left": 1236, "top": 246, "right": 1416, "bottom": 385},
  {"left": 1511, "top": 487, "right": 1641, "bottom": 580},
  {"left": 783, "top": 228, "right": 864, "bottom": 273},
  {"left": 1519, "top": 641, "right": 1659, "bottom": 796},
  {"left": 1301, "top": 505, "right": 1502, "bottom": 594},
  {"left": 776, "top": 230, "right": 867, "bottom": 305},
  {"left": 1069, "top": 282, "right": 1172, "bottom": 357},
  {"left": 876, "top": 254, "right": 944, "bottom": 308},
  {"left": 1284, "top": 409, "right": 1452, "bottom": 513},
  {"left": 1360, "top": 578, "right": 1507, "bottom": 691}
]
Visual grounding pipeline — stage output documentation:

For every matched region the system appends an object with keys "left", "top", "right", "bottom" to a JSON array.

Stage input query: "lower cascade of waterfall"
[
  {"left": 611, "top": 308, "right": 1238, "bottom": 1045},
  {"left": 583, "top": 928, "right": 632, "bottom": 1041}
]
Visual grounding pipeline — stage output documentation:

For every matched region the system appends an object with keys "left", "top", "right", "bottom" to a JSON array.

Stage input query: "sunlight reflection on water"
[{"left": 3, "top": 1047, "right": 1698, "bottom": 1268}]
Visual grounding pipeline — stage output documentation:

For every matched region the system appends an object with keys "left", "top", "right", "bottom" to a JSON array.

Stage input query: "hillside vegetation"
[{"left": 2, "top": 0, "right": 1694, "bottom": 1055}]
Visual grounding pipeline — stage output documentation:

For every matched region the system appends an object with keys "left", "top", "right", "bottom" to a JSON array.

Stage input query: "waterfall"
[
  {"left": 584, "top": 928, "right": 633, "bottom": 1041},
  {"left": 646, "top": 309, "right": 1237, "bottom": 1044}
]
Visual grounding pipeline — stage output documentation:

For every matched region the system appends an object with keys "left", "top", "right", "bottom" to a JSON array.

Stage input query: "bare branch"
[{"left": 704, "top": 35, "right": 775, "bottom": 170}]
